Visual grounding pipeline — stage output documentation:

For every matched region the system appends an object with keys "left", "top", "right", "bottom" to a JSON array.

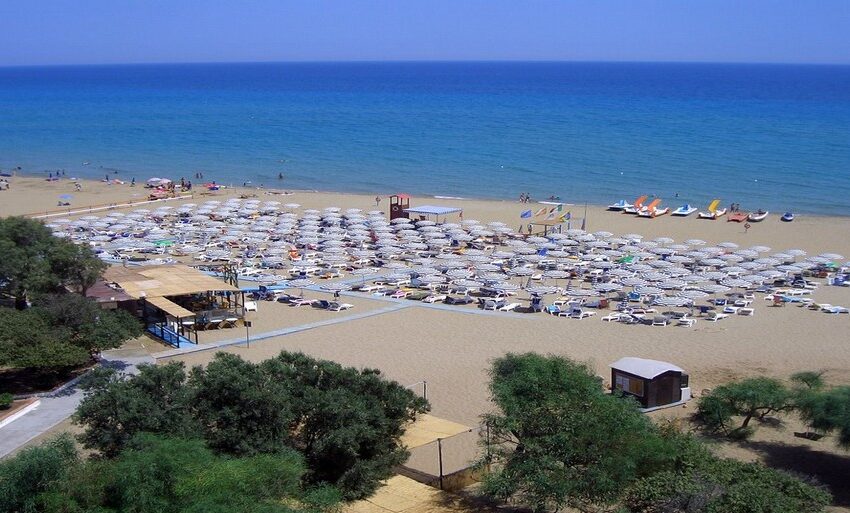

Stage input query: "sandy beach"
[{"left": 4, "top": 174, "right": 850, "bottom": 507}]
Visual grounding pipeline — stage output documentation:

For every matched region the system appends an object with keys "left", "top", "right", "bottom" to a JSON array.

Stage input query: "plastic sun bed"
[
  {"left": 498, "top": 302, "right": 521, "bottom": 312},
  {"left": 422, "top": 294, "right": 447, "bottom": 303},
  {"left": 328, "top": 302, "right": 354, "bottom": 312}
]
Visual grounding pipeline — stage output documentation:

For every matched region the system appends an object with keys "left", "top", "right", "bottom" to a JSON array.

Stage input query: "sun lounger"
[
  {"left": 221, "top": 316, "right": 239, "bottom": 328},
  {"left": 244, "top": 301, "right": 258, "bottom": 312},
  {"left": 722, "top": 306, "right": 740, "bottom": 314},
  {"left": 290, "top": 298, "right": 316, "bottom": 307},
  {"left": 569, "top": 308, "right": 596, "bottom": 319},
  {"left": 706, "top": 311, "right": 729, "bottom": 321},
  {"left": 651, "top": 315, "right": 670, "bottom": 326},
  {"left": 484, "top": 299, "right": 507, "bottom": 311},
  {"left": 328, "top": 302, "right": 353, "bottom": 312},
  {"left": 823, "top": 306, "right": 849, "bottom": 314},
  {"left": 602, "top": 312, "right": 627, "bottom": 322},
  {"left": 677, "top": 317, "right": 697, "bottom": 327},
  {"left": 737, "top": 308, "right": 755, "bottom": 316},
  {"left": 423, "top": 294, "right": 447, "bottom": 303},
  {"left": 499, "top": 302, "right": 521, "bottom": 312}
]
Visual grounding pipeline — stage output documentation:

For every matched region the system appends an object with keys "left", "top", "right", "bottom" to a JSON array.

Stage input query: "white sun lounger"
[{"left": 498, "top": 302, "right": 521, "bottom": 312}]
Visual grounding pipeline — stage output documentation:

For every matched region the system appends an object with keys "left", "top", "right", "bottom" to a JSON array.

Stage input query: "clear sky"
[{"left": 1, "top": 0, "right": 848, "bottom": 66}]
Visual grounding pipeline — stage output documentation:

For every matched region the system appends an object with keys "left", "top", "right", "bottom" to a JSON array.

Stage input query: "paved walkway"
[
  {"left": 0, "top": 350, "right": 154, "bottom": 459},
  {"left": 153, "top": 302, "right": 411, "bottom": 359}
]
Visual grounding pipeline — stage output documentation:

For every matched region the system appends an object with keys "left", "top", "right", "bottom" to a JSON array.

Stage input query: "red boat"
[{"left": 727, "top": 212, "right": 749, "bottom": 223}]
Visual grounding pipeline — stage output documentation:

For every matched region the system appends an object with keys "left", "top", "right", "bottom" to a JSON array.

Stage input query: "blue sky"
[{"left": 1, "top": 0, "right": 848, "bottom": 66}]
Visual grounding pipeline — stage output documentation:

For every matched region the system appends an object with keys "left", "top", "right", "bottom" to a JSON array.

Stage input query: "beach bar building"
[
  {"left": 610, "top": 357, "right": 691, "bottom": 412},
  {"left": 100, "top": 264, "right": 243, "bottom": 348}
]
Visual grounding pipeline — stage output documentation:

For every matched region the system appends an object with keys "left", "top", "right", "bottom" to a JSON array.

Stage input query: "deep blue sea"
[{"left": 1, "top": 62, "right": 849, "bottom": 214}]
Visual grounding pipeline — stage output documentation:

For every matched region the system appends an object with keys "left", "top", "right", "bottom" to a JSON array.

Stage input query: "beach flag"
[
  {"left": 520, "top": 209, "right": 532, "bottom": 219},
  {"left": 545, "top": 211, "right": 557, "bottom": 221},
  {"left": 581, "top": 217, "right": 586, "bottom": 231},
  {"left": 534, "top": 207, "right": 547, "bottom": 217},
  {"left": 558, "top": 211, "right": 571, "bottom": 222}
]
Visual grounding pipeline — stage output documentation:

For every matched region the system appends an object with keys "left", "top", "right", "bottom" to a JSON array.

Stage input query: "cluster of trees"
[
  {"left": 1, "top": 351, "right": 428, "bottom": 512},
  {"left": 0, "top": 293, "right": 141, "bottom": 374},
  {"left": 0, "top": 434, "right": 338, "bottom": 513},
  {"left": 697, "top": 372, "right": 850, "bottom": 445},
  {"left": 478, "top": 353, "right": 832, "bottom": 513},
  {"left": 0, "top": 217, "right": 135, "bottom": 381},
  {"left": 0, "top": 217, "right": 106, "bottom": 308}
]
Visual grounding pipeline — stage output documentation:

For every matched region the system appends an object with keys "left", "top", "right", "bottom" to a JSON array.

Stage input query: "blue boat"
[{"left": 781, "top": 212, "right": 794, "bottom": 222}]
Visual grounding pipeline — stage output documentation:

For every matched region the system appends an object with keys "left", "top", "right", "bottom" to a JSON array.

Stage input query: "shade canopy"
[
  {"left": 404, "top": 205, "right": 463, "bottom": 216},
  {"left": 104, "top": 264, "right": 240, "bottom": 299}
]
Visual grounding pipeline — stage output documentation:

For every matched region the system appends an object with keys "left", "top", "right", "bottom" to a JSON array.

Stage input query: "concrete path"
[
  {"left": 0, "top": 350, "right": 154, "bottom": 459},
  {"left": 153, "top": 302, "right": 411, "bottom": 359}
]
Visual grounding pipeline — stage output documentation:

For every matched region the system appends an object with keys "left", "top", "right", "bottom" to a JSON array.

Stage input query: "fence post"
[
  {"left": 423, "top": 380, "right": 427, "bottom": 402},
  {"left": 437, "top": 437, "right": 444, "bottom": 490}
]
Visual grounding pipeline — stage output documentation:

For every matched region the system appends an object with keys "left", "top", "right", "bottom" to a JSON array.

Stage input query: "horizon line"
[{"left": 2, "top": 58, "right": 850, "bottom": 69}]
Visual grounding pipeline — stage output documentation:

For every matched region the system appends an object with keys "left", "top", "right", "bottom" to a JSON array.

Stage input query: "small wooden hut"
[{"left": 610, "top": 357, "right": 691, "bottom": 411}]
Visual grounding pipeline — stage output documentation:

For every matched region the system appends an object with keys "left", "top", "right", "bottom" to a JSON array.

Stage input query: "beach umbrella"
[
  {"left": 321, "top": 282, "right": 352, "bottom": 293},
  {"left": 564, "top": 288, "right": 597, "bottom": 297},
  {"left": 718, "top": 242, "right": 739, "bottom": 249},
  {"left": 750, "top": 245, "right": 772, "bottom": 253},
  {"left": 594, "top": 283, "right": 623, "bottom": 294},
  {"left": 453, "top": 279, "right": 483, "bottom": 289},
  {"left": 820, "top": 253, "right": 844, "bottom": 261},
  {"left": 635, "top": 285, "right": 663, "bottom": 295},
  {"left": 287, "top": 278, "right": 316, "bottom": 296},
  {"left": 685, "top": 239, "right": 706, "bottom": 246},
  {"left": 653, "top": 296, "right": 692, "bottom": 308},
  {"left": 658, "top": 279, "right": 687, "bottom": 290},
  {"left": 526, "top": 285, "right": 558, "bottom": 296},
  {"left": 701, "top": 284, "right": 731, "bottom": 294},
  {"left": 787, "top": 249, "right": 807, "bottom": 257},
  {"left": 620, "top": 277, "right": 648, "bottom": 288},
  {"left": 508, "top": 267, "right": 534, "bottom": 276},
  {"left": 677, "top": 290, "right": 709, "bottom": 300}
]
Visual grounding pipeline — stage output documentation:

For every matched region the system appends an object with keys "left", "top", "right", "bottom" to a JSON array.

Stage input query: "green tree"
[
  {"left": 696, "top": 377, "right": 791, "bottom": 438},
  {"left": 624, "top": 452, "right": 831, "bottom": 513},
  {"left": 34, "top": 293, "right": 142, "bottom": 357},
  {"left": 0, "top": 295, "right": 141, "bottom": 375},
  {"left": 188, "top": 352, "right": 295, "bottom": 456},
  {"left": 4, "top": 434, "right": 341, "bottom": 513},
  {"left": 74, "top": 362, "right": 196, "bottom": 457},
  {"left": 260, "top": 352, "right": 429, "bottom": 500},
  {"left": 478, "top": 353, "right": 678, "bottom": 513},
  {"left": 0, "top": 434, "right": 78, "bottom": 513},
  {"left": 73, "top": 351, "right": 429, "bottom": 500},
  {"left": 0, "top": 216, "right": 104, "bottom": 308},
  {"left": 795, "top": 385, "right": 850, "bottom": 449}
]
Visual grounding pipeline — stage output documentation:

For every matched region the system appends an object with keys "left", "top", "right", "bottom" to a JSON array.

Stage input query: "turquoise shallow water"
[{"left": 1, "top": 62, "right": 848, "bottom": 214}]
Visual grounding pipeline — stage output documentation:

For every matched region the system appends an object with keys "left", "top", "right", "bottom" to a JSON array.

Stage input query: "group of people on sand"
[
  {"left": 730, "top": 203, "right": 742, "bottom": 212},
  {"left": 519, "top": 192, "right": 532, "bottom": 203}
]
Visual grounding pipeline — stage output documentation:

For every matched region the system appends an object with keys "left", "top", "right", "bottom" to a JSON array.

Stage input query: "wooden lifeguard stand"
[{"left": 389, "top": 194, "right": 410, "bottom": 221}]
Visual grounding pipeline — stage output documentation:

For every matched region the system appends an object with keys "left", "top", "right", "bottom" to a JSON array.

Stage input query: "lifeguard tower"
[{"left": 389, "top": 193, "right": 410, "bottom": 221}]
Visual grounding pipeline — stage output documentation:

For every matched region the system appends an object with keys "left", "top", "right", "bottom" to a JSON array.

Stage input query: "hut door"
[{"left": 655, "top": 376, "right": 677, "bottom": 406}]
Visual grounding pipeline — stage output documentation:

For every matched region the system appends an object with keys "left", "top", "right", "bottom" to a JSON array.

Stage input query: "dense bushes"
[
  {"left": 479, "top": 353, "right": 832, "bottom": 513},
  {"left": 74, "top": 351, "right": 429, "bottom": 500}
]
